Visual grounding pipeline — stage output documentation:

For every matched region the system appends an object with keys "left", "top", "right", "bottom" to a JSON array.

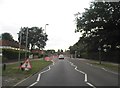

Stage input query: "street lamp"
[{"left": 45, "top": 24, "right": 49, "bottom": 33}]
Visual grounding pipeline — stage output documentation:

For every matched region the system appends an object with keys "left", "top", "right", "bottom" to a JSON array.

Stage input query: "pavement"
[{"left": 12, "top": 57, "right": 119, "bottom": 87}]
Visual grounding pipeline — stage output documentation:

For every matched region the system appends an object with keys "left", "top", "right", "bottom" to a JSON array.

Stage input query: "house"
[{"left": 0, "top": 40, "right": 25, "bottom": 50}]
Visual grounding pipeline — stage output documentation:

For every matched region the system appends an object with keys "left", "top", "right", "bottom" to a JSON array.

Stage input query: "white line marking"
[
  {"left": 85, "top": 74, "right": 87, "bottom": 82},
  {"left": 29, "top": 82, "right": 38, "bottom": 87},
  {"left": 27, "top": 60, "right": 55, "bottom": 87},
  {"left": 13, "top": 60, "right": 55, "bottom": 87},
  {"left": 102, "top": 68, "right": 108, "bottom": 71},
  {"left": 67, "top": 60, "right": 96, "bottom": 88},
  {"left": 86, "top": 82, "right": 96, "bottom": 88},
  {"left": 36, "top": 74, "right": 41, "bottom": 82}
]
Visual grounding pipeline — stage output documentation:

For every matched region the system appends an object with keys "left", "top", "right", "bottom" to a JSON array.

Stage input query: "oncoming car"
[{"left": 58, "top": 54, "right": 64, "bottom": 60}]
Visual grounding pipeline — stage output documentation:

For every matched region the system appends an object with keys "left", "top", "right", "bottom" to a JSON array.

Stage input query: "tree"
[
  {"left": 61, "top": 49, "right": 63, "bottom": 53},
  {"left": 74, "top": 2, "right": 120, "bottom": 62},
  {"left": 18, "top": 27, "right": 48, "bottom": 51},
  {"left": 2, "top": 32, "right": 14, "bottom": 41}
]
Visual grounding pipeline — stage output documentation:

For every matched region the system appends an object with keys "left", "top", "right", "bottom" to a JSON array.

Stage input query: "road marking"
[
  {"left": 86, "top": 82, "right": 95, "bottom": 87},
  {"left": 27, "top": 60, "right": 55, "bottom": 87},
  {"left": 36, "top": 74, "right": 41, "bottom": 82},
  {"left": 85, "top": 74, "right": 87, "bottom": 82},
  {"left": 102, "top": 68, "right": 108, "bottom": 71},
  {"left": 28, "top": 82, "right": 38, "bottom": 87},
  {"left": 67, "top": 60, "right": 96, "bottom": 88}
]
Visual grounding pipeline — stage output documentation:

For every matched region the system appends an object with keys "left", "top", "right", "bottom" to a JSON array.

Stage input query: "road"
[{"left": 14, "top": 56, "right": 119, "bottom": 87}]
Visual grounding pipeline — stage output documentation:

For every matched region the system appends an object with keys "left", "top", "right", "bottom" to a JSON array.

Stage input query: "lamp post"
[{"left": 45, "top": 24, "right": 49, "bottom": 33}]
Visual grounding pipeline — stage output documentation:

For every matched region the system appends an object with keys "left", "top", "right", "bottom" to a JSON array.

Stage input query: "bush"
[{"left": 38, "top": 54, "right": 43, "bottom": 58}]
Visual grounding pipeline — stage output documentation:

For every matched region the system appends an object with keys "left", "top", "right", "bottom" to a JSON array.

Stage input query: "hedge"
[
  {"left": 2, "top": 48, "right": 29, "bottom": 62},
  {"left": 2, "top": 48, "right": 47, "bottom": 62}
]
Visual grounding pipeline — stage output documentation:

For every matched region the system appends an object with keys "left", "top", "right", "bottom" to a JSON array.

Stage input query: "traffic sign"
[{"left": 20, "top": 59, "right": 32, "bottom": 70}]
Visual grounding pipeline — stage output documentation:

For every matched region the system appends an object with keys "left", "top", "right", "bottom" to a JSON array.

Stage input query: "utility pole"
[
  {"left": 25, "top": 27, "right": 29, "bottom": 59},
  {"left": 18, "top": 27, "right": 22, "bottom": 65}
]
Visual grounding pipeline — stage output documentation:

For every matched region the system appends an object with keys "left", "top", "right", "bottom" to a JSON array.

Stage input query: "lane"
[
  {"left": 67, "top": 57, "right": 118, "bottom": 86},
  {"left": 34, "top": 58, "right": 89, "bottom": 86},
  {"left": 14, "top": 56, "right": 118, "bottom": 87}
]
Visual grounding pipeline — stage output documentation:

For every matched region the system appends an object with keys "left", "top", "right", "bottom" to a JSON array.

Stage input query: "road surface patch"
[
  {"left": 67, "top": 60, "right": 96, "bottom": 88},
  {"left": 27, "top": 60, "right": 55, "bottom": 88}
]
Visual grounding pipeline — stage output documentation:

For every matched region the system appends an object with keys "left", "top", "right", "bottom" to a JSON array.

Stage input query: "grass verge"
[
  {"left": 2, "top": 59, "right": 52, "bottom": 86},
  {"left": 0, "top": 56, "right": 2, "bottom": 76},
  {"left": 89, "top": 60, "right": 118, "bottom": 72}
]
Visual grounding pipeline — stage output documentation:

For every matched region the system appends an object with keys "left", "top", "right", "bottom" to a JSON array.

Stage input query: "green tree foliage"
[
  {"left": 71, "top": 2, "right": 120, "bottom": 62},
  {"left": 46, "top": 49, "right": 55, "bottom": 56},
  {"left": 2, "top": 32, "right": 14, "bottom": 41},
  {"left": 18, "top": 27, "right": 48, "bottom": 51},
  {"left": 57, "top": 49, "right": 63, "bottom": 55},
  {"left": 1, "top": 32, "right": 21, "bottom": 48}
]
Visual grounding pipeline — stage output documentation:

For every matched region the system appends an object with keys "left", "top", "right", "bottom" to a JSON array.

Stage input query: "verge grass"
[
  {"left": 2, "top": 59, "right": 52, "bottom": 86},
  {"left": 89, "top": 60, "right": 118, "bottom": 72}
]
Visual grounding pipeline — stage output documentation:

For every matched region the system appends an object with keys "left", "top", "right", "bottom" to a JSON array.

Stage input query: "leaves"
[
  {"left": 70, "top": 2, "right": 120, "bottom": 62},
  {"left": 18, "top": 27, "right": 48, "bottom": 50},
  {"left": 2, "top": 32, "right": 14, "bottom": 41}
]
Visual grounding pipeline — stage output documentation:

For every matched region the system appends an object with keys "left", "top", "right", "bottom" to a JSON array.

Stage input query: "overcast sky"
[{"left": 0, "top": 0, "right": 92, "bottom": 51}]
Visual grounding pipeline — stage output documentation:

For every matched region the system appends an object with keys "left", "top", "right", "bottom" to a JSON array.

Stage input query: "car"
[
  {"left": 0, "top": 52, "right": 2, "bottom": 56},
  {"left": 58, "top": 54, "right": 64, "bottom": 60}
]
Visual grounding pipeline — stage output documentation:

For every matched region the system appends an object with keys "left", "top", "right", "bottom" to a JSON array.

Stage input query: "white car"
[
  {"left": 58, "top": 54, "right": 64, "bottom": 60},
  {"left": 0, "top": 52, "right": 2, "bottom": 56}
]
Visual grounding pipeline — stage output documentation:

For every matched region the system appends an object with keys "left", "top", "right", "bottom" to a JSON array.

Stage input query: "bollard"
[
  {"left": 3, "top": 64, "right": 6, "bottom": 71},
  {"left": 20, "top": 62, "right": 24, "bottom": 71}
]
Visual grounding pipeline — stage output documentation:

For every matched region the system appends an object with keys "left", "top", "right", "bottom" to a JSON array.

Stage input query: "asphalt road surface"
[{"left": 14, "top": 56, "right": 119, "bottom": 87}]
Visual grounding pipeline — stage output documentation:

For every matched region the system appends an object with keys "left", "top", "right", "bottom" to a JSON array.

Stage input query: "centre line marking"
[{"left": 67, "top": 60, "right": 96, "bottom": 88}]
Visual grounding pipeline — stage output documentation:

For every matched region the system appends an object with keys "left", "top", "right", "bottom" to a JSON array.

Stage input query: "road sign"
[{"left": 20, "top": 59, "right": 32, "bottom": 70}]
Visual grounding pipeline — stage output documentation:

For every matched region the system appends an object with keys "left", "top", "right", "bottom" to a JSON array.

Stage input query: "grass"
[
  {"left": 0, "top": 56, "right": 2, "bottom": 76},
  {"left": 2, "top": 59, "right": 52, "bottom": 86},
  {"left": 89, "top": 60, "right": 118, "bottom": 72}
]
